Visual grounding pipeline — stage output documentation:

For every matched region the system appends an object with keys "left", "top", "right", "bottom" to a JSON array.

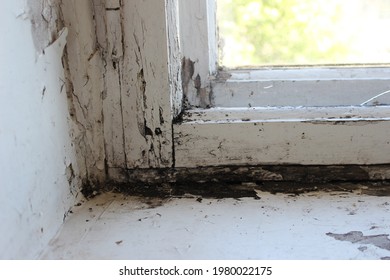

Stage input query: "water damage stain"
[{"left": 326, "top": 231, "right": 390, "bottom": 251}]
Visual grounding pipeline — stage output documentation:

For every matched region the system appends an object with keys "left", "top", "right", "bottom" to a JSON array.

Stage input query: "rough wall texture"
[{"left": 28, "top": 0, "right": 64, "bottom": 52}]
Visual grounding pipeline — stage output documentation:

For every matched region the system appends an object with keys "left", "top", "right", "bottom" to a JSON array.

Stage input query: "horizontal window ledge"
[
  {"left": 174, "top": 106, "right": 390, "bottom": 167},
  {"left": 179, "top": 106, "right": 390, "bottom": 124},
  {"left": 216, "top": 67, "right": 390, "bottom": 82}
]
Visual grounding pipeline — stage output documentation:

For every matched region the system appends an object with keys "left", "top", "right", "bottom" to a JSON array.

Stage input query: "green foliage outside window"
[{"left": 217, "top": 0, "right": 390, "bottom": 67}]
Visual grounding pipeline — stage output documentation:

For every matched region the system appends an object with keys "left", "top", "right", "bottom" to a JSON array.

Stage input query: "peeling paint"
[
  {"left": 60, "top": 1, "right": 180, "bottom": 173},
  {"left": 106, "top": 165, "right": 390, "bottom": 194},
  {"left": 65, "top": 163, "right": 75, "bottom": 185},
  {"left": 61, "top": 0, "right": 106, "bottom": 186},
  {"left": 180, "top": 57, "right": 213, "bottom": 108},
  {"left": 304, "top": 119, "right": 384, "bottom": 125},
  {"left": 166, "top": 0, "right": 183, "bottom": 118},
  {"left": 194, "top": 74, "right": 212, "bottom": 108},
  {"left": 327, "top": 231, "right": 390, "bottom": 251},
  {"left": 28, "top": 0, "right": 64, "bottom": 54},
  {"left": 181, "top": 57, "right": 195, "bottom": 108},
  {"left": 30, "top": 1, "right": 390, "bottom": 200},
  {"left": 105, "top": 165, "right": 390, "bottom": 198}
]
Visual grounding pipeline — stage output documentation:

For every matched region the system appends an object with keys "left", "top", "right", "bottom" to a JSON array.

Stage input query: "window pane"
[{"left": 217, "top": 0, "right": 390, "bottom": 67}]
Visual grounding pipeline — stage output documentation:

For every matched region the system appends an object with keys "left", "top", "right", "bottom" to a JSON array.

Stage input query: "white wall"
[
  {"left": 0, "top": 0, "right": 180, "bottom": 258},
  {"left": 0, "top": 0, "right": 81, "bottom": 259}
]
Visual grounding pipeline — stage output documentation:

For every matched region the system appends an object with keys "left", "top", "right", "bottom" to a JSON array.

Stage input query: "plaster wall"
[{"left": 0, "top": 0, "right": 81, "bottom": 259}]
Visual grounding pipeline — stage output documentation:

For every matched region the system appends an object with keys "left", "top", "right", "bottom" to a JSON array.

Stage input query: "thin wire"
[{"left": 360, "top": 89, "right": 390, "bottom": 106}]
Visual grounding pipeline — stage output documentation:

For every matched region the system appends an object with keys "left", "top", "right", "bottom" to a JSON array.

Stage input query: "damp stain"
[{"left": 326, "top": 231, "right": 390, "bottom": 251}]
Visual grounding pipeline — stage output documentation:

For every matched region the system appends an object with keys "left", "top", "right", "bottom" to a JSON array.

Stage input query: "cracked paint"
[
  {"left": 60, "top": 1, "right": 179, "bottom": 182},
  {"left": 327, "top": 231, "right": 390, "bottom": 251},
  {"left": 181, "top": 57, "right": 212, "bottom": 109}
]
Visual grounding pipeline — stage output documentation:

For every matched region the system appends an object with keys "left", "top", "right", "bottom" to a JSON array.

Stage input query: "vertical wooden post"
[{"left": 120, "top": 0, "right": 182, "bottom": 169}]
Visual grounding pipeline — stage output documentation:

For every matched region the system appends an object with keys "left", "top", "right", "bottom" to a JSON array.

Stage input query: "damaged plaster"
[
  {"left": 28, "top": 0, "right": 63, "bottom": 53},
  {"left": 26, "top": 0, "right": 83, "bottom": 204}
]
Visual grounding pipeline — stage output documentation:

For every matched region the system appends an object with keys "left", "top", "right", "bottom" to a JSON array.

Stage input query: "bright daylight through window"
[{"left": 217, "top": 0, "right": 390, "bottom": 67}]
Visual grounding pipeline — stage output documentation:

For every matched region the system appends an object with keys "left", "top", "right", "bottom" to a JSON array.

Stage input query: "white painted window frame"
[{"left": 174, "top": 0, "right": 390, "bottom": 168}]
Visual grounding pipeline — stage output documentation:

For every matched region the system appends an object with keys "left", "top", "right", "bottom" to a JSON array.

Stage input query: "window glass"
[{"left": 217, "top": 0, "right": 390, "bottom": 67}]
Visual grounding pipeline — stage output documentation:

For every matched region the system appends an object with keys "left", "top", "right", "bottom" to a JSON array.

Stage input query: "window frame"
[{"left": 174, "top": 0, "right": 390, "bottom": 168}]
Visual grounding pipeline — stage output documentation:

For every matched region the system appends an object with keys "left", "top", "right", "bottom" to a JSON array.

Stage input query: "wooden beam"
[{"left": 174, "top": 107, "right": 390, "bottom": 167}]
